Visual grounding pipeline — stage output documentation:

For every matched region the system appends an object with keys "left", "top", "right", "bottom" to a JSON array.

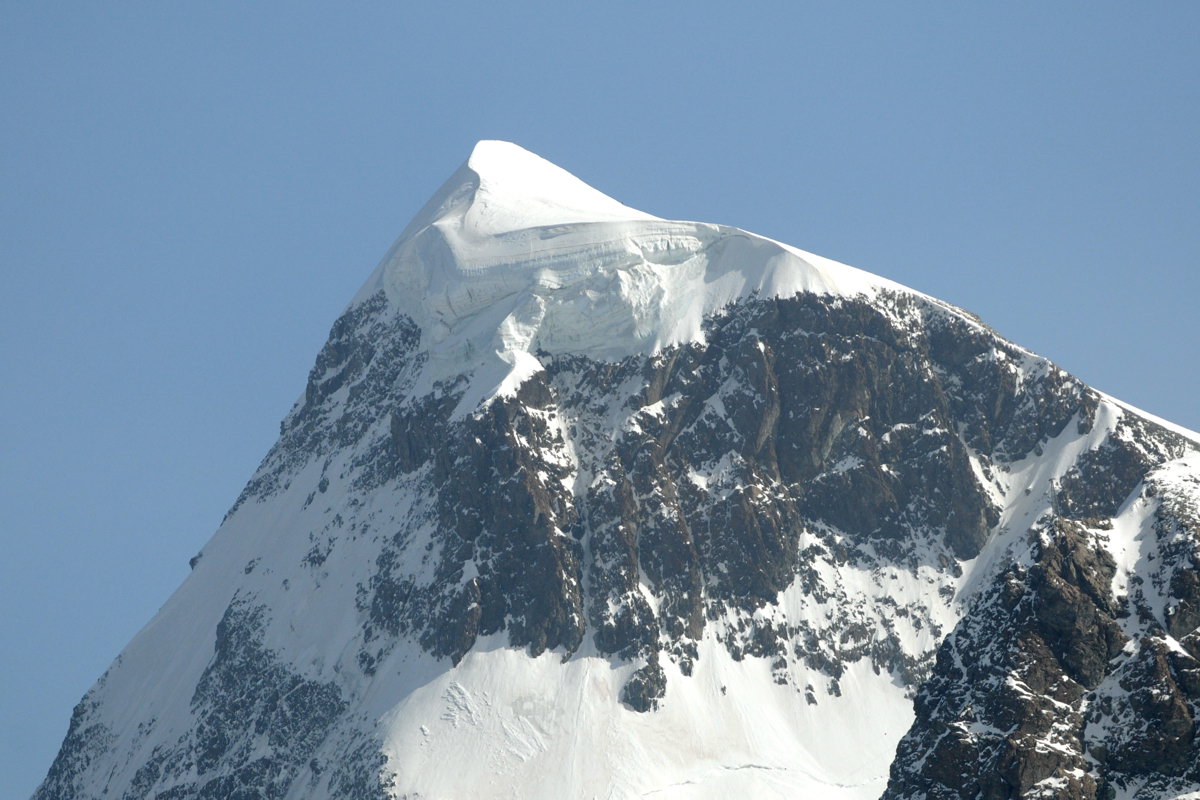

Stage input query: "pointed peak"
[
  {"left": 464, "top": 139, "right": 557, "bottom": 178},
  {"left": 463, "top": 141, "right": 614, "bottom": 207},
  {"left": 412, "top": 140, "right": 658, "bottom": 238}
]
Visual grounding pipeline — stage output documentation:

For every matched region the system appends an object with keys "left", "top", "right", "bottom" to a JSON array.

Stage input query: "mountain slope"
[{"left": 35, "top": 142, "right": 1200, "bottom": 800}]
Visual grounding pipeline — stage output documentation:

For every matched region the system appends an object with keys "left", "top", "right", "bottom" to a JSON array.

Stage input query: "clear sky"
[{"left": 2, "top": 3, "right": 1197, "bottom": 796}]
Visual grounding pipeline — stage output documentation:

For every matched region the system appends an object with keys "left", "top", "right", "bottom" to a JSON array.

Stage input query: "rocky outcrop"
[
  {"left": 884, "top": 521, "right": 1123, "bottom": 800},
  {"left": 886, "top": 454, "right": 1200, "bottom": 799}
]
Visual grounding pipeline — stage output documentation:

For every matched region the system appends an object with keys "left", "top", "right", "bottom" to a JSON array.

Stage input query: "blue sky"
[{"left": 2, "top": 3, "right": 1197, "bottom": 796}]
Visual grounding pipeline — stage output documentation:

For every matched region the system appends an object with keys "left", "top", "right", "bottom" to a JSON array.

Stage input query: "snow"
[
  {"left": 407, "top": 139, "right": 660, "bottom": 240},
  {"left": 354, "top": 140, "right": 911, "bottom": 416},
  {"left": 1102, "top": 450, "right": 1200, "bottom": 629},
  {"left": 1103, "top": 486, "right": 1157, "bottom": 604},
  {"left": 376, "top": 636, "right": 911, "bottom": 800},
  {"left": 956, "top": 401, "right": 1122, "bottom": 601}
]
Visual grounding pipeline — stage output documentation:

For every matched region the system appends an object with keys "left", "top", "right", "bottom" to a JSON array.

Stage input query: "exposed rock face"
[
  {"left": 33, "top": 143, "right": 1200, "bottom": 799},
  {"left": 885, "top": 433, "right": 1200, "bottom": 800},
  {"left": 885, "top": 521, "right": 1123, "bottom": 800},
  {"left": 337, "top": 287, "right": 1097, "bottom": 694},
  {"left": 1084, "top": 468, "right": 1200, "bottom": 798}
]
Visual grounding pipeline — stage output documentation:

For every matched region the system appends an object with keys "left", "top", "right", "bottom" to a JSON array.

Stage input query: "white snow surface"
[
  {"left": 379, "top": 639, "right": 911, "bottom": 800},
  {"left": 356, "top": 140, "right": 908, "bottom": 414}
]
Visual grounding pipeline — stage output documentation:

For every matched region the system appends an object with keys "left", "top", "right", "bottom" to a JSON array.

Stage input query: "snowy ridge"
[{"left": 1101, "top": 390, "right": 1200, "bottom": 445}]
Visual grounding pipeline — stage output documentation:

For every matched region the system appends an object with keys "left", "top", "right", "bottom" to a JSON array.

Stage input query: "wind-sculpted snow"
[{"left": 34, "top": 142, "right": 1200, "bottom": 800}]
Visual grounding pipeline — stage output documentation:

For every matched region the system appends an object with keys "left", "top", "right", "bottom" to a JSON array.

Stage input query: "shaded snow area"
[{"left": 34, "top": 142, "right": 1200, "bottom": 800}]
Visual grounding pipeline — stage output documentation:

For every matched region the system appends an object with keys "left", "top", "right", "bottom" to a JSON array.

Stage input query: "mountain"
[{"left": 34, "top": 141, "right": 1200, "bottom": 800}]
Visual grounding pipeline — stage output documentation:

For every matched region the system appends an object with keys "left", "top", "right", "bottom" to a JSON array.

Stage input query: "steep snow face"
[{"left": 358, "top": 140, "right": 905, "bottom": 413}]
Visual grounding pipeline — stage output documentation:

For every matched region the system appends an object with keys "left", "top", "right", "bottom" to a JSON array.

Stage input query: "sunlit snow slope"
[{"left": 35, "top": 142, "right": 1200, "bottom": 800}]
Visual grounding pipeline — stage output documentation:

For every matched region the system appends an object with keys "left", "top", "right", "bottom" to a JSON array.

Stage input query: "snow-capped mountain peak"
[{"left": 35, "top": 143, "right": 1200, "bottom": 800}]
